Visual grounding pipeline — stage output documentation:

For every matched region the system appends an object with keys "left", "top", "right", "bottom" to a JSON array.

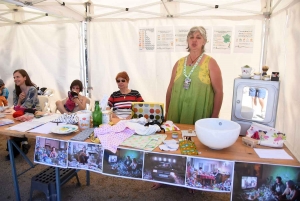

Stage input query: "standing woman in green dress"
[{"left": 165, "top": 26, "right": 223, "bottom": 124}]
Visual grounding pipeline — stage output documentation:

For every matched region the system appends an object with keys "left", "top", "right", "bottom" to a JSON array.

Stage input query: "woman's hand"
[
  {"left": 18, "top": 92, "right": 26, "bottom": 104},
  {"left": 72, "top": 97, "right": 80, "bottom": 104}
]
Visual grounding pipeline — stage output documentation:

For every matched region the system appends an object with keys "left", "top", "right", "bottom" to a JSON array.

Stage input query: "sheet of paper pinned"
[
  {"left": 254, "top": 149, "right": 293, "bottom": 160},
  {"left": 100, "top": 94, "right": 109, "bottom": 111}
]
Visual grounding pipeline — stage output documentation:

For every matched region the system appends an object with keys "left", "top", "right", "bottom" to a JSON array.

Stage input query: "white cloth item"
[
  {"left": 159, "top": 144, "right": 179, "bottom": 151},
  {"left": 163, "top": 139, "right": 178, "bottom": 144},
  {"left": 128, "top": 117, "right": 148, "bottom": 125},
  {"left": 125, "top": 121, "right": 160, "bottom": 135}
]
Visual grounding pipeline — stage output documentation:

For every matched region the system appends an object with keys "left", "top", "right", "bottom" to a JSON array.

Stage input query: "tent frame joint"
[
  {"left": 24, "top": 1, "right": 33, "bottom": 6},
  {"left": 263, "top": 12, "right": 271, "bottom": 18},
  {"left": 86, "top": 16, "right": 92, "bottom": 22}
]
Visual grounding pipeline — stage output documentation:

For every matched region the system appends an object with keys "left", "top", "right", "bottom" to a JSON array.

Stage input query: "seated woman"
[
  {"left": 78, "top": 146, "right": 89, "bottom": 165},
  {"left": 277, "top": 180, "right": 299, "bottom": 201},
  {"left": 56, "top": 79, "right": 88, "bottom": 114},
  {"left": 6, "top": 69, "right": 41, "bottom": 160},
  {"left": 49, "top": 147, "right": 58, "bottom": 158},
  {"left": 108, "top": 71, "right": 144, "bottom": 119},
  {"left": 129, "top": 158, "right": 138, "bottom": 171}
]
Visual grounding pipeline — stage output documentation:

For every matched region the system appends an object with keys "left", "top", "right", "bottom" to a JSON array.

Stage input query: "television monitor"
[
  {"left": 108, "top": 155, "right": 117, "bottom": 163},
  {"left": 241, "top": 176, "right": 257, "bottom": 189}
]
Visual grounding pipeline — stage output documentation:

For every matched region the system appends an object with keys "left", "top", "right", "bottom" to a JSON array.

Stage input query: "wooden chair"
[{"left": 38, "top": 96, "right": 50, "bottom": 112}]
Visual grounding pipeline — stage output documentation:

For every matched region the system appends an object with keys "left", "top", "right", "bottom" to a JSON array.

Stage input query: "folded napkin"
[
  {"left": 161, "top": 120, "right": 180, "bottom": 131},
  {"left": 159, "top": 139, "right": 179, "bottom": 151}
]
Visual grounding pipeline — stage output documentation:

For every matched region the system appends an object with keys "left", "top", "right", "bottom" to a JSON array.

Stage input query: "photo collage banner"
[{"left": 34, "top": 137, "right": 300, "bottom": 195}]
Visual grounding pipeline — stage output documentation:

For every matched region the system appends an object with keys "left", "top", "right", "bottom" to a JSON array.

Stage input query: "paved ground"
[{"left": 0, "top": 136, "right": 231, "bottom": 201}]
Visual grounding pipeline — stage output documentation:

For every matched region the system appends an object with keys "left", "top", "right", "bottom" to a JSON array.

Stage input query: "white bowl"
[{"left": 195, "top": 118, "right": 241, "bottom": 150}]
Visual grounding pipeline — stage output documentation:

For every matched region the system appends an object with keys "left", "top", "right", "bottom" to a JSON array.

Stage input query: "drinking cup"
[
  {"left": 241, "top": 66, "right": 252, "bottom": 76},
  {"left": 76, "top": 110, "right": 91, "bottom": 130}
]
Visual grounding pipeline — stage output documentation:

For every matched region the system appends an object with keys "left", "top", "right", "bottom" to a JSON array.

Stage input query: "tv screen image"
[
  {"left": 108, "top": 155, "right": 117, "bottom": 163},
  {"left": 241, "top": 176, "right": 257, "bottom": 189}
]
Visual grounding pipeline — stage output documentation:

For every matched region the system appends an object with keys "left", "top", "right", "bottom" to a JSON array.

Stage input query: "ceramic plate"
[
  {"left": 51, "top": 125, "right": 78, "bottom": 134},
  {"left": 239, "top": 74, "right": 252, "bottom": 79}
]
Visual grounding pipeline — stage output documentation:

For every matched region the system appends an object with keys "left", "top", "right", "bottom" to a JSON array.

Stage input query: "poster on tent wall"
[
  {"left": 156, "top": 27, "right": 174, "bottom": 52},
  {"left": 231, "top": 161, "right": 300, "bottom": 201},
  {"left": 175, "top": 26, "right": 189, "bottom": 52},
  {"left": 139, "top": 27, "right": 155, "bottom": 51},
  {"left": 212, "top": 27, "right": 232, "bottom": 54},
  {"left": 234, "top": 26, "right": 255, "bottom": 53},
  {"left": 34, "top": 137, "right": 68, "bottom": 168}
]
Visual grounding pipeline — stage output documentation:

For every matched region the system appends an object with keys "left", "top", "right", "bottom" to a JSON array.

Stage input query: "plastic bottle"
[{"left": 92, "top": 101, "right": 102, "bottom": 127}]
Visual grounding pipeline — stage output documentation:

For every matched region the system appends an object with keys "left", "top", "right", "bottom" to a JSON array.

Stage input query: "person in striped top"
[{"left": 108, "top": 71, "right": 144, "bottom": 119}]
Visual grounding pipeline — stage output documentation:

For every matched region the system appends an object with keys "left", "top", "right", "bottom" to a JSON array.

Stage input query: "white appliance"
[{"left": 231, "top": 78, "right": 280, "bottom": 135}]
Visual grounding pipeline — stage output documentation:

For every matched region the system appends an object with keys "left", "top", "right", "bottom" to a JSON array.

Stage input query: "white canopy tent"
[{"left": 0, "top": 0, "right": 299, "bottom": 160}]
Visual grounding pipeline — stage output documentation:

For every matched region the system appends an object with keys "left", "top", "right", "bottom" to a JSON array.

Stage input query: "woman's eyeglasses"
[{"left": 116, "top": 79, "right": 126, "bottom": 83}]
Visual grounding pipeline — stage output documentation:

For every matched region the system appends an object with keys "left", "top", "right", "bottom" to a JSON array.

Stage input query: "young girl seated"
[{"left": 56, "top": 79, "right": 88, "bottom": 114}]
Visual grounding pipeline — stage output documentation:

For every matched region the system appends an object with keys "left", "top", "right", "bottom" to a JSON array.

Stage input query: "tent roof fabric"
[{"left": 0, "top": 0, "right": 272, "bottom": 25}]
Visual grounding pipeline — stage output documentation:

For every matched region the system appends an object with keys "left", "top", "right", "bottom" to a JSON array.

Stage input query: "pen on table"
[{"left": 26, "top": 122, "right": 48, "bottom": 132}]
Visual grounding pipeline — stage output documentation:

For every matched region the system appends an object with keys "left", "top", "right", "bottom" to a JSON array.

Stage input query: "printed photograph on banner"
[
  {"left": 143, "top": 153, "right": 186, "bottom": 185},
  {"left": 156, "top": 27, "right": 174, "bottom": 52},
  {"left": 67, "top": 141, "right": 103, "bottom": 173},
  {"left": 102, "top": 148, "right": 144, "bottom": 179},
  {"left": 185, "top": 157, "right": 234, "bottom": 192},
  {"left": 232, "top": 162, "right": 300, "bottom": 201},
  {"left": 34, "top": 137, "right": 68, "bottom": 168},
  {"left": 234, "top": 25, "right": 255, "bottom": 53},
  {"left": 139, "top": 27, "right": 155, "bottom": 51},
  {"left": 212, "top": 26, "right": 232, "bottom": 54}
]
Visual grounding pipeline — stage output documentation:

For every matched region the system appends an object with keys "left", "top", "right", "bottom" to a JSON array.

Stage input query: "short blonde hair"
[{"left": 186, "top": 26, "right": 207, "bottom": 52}]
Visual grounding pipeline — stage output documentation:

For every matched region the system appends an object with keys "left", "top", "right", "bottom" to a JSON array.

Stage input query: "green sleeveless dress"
[{"left": 168, "top": 55, "right": 214, "bottom": 124}]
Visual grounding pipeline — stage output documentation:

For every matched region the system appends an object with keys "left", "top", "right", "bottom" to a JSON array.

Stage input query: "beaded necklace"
[{"left": 183, "top": 52, "right": 204, "bottom": 89}]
